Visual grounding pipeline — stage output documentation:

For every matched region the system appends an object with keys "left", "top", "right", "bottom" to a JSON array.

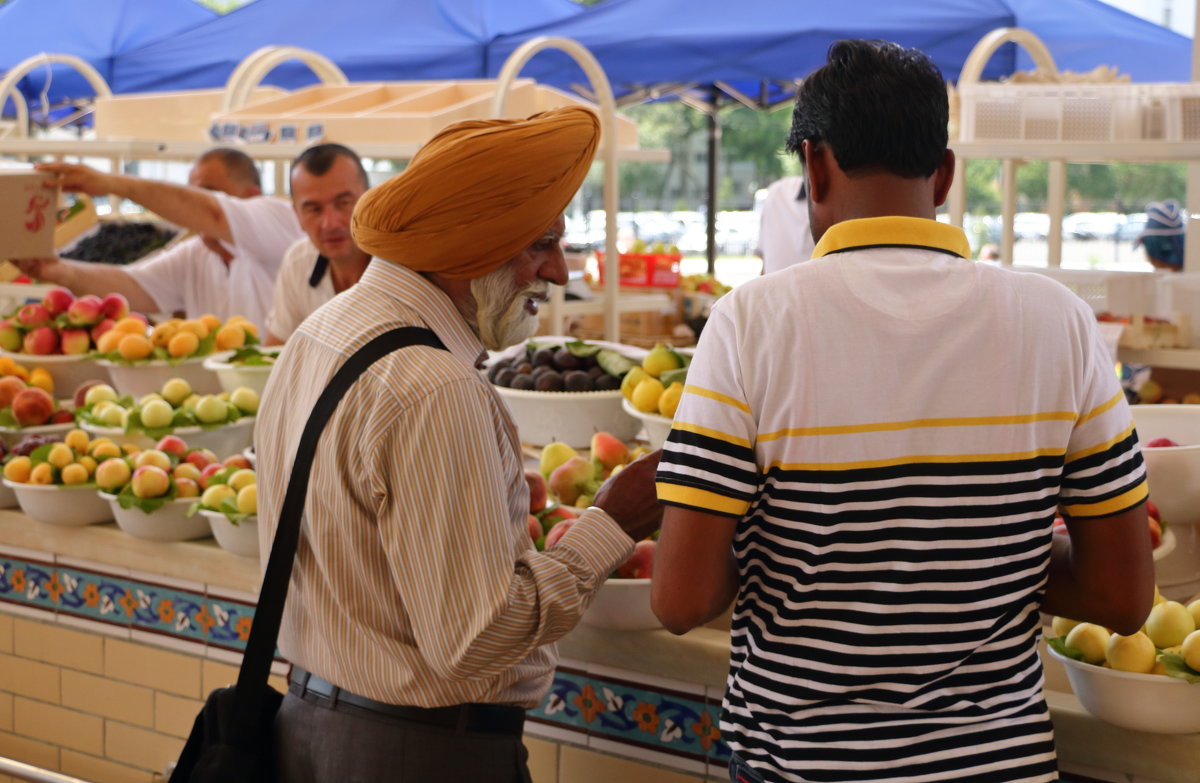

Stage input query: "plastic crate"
[
  {"left": 1019, "top": 267, "right": 1159, "bottom": 316},
  {"left": 594, "top": 251, "right": 681, "bottom": 288}
]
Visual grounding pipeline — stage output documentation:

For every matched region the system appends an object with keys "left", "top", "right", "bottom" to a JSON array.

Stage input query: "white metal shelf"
[
  {"left": 1118, "top": 347, "right": 1200, "bottom": 371},
  {"left": 953, "top": 140, "right": 1200, "bottom": 163}
]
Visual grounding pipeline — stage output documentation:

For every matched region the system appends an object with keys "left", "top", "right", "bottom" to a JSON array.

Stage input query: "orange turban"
[{"left": 351, "top": 105, "right": 599, "bottom": 279}]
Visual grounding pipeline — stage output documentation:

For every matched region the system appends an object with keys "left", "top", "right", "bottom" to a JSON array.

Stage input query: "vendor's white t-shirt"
[
  {"left": 267, "top": 236, "right": 336, "bottom": 341},
  {"left": 758, "top": 175, "right": 814, "bottom": 275},
  {"left": 125, "top": 194, "right": 300, "bottom": 334}
]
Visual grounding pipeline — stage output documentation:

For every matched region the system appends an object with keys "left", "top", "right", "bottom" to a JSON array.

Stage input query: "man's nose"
[{"left": 540, "top": 249, "right": 569, "bottom": 286}]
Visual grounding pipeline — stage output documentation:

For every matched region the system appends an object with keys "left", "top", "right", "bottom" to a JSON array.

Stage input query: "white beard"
[{"left": 470, "top": 264, "right": 545, "bottom": 351}]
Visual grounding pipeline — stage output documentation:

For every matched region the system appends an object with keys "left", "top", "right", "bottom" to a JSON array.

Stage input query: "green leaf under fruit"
[
  {"left": 1159, "top": 653, "right": 1200, "bottom": 683},
  {"left": 28, "top": 443, "right": 56, "bottom": 466},
  {"left": 116, "top": 481, "right": 177, "bottom": 514},
  {"left": 1046, "top": 636, "right": 1086, "bottom": 661},
  {"left": 659, "top": 366, "right": 689, "bottom": 388},
  {"left": 0, "top": 409, "right": 18, "bottom": 428}
]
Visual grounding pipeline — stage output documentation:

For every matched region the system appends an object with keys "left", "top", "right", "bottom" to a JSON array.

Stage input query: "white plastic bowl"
[
  {"left": 203, "top": 351, "right": 278, "bottom": 396},
  {"left": 82, "top": 416, "right": 255, "bottom": 458},
  {"left": 1046, "top": 644, "right": 1200, "bottom": 733},
  {"left": 0, "top": 419, "right": 76, "bottom": 450},
  {"left": 621, "top": 398, "right": 673, "bottom": 449},
  {"left": 1154, "top": 527, "right": 1177, "bottom": 562},
  {"left": 3, "top": 479, "right": 113, "bottom": 526},
  {"left": 96, "top": 354, "right": 222, "bottom": 398},
  {"left": 581, "top": 577, "right": 660, "bottom": 631},
  {"left": 201, "top": 509, "right": 259, "bottom": 558},
  {"left": 0, "top": 349, "right": 108, "bottom": 396},
  {"left": 1131, "top": 405, "right": 1200, "bottom": 526},
  {"left": 0, "top": 480, "right": 19, "bottom": 509},
  {"left": 100, "top": 492, "right": 211, "bottom": 542}
]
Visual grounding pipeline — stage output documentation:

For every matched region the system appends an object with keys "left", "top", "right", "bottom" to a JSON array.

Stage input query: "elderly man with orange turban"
[{"left": 255, "top": 106, "right": 663, "bottom": 783}]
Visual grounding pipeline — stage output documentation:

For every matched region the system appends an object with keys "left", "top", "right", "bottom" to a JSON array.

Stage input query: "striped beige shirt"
[{"left": 255, "top": 259, "right": 633, "bottom": 708}]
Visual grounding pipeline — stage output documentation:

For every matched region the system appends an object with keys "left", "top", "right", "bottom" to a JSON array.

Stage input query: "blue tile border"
[{"left": 0, "top": 553, "right": 256, "bottom": 653}]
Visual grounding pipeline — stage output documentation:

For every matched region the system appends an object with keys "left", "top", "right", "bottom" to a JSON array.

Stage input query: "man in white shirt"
[
  {"left": 757, "top": 173, "right": 814, "bottom": 275},
  {"left": 265, "top": 144, "right": 372, "bottom": 345},
  {"left": 14, "top": 149, "right": 301, "bottom": 334}
]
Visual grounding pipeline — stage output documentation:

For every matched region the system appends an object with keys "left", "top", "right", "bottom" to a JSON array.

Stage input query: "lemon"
[
  {"left": 658, "top": 381, "right": 684, "bottom": 418},
  {"left": 631, "top": 377, "right": 665, "bottom": 414},
  {"left": 621, "top": 366, "right": 648, "bottom": 401}
]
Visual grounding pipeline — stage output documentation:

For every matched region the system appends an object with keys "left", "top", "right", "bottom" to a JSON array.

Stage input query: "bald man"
[
  {"left": 256, "top": 107, "right": 662, "bottom": 782},
  {"left": 14, "top": 149, "right": 299, "bottom": 334}
]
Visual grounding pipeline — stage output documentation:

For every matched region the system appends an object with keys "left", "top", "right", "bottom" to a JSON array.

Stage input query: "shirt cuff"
[{"left": 556, "top": 506, "right": 634, "bottom": 580}]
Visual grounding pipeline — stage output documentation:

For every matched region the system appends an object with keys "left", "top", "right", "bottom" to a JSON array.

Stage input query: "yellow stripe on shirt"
[
  {"left": 671, "top": 420, "right": 753, "bottom": 449},
  {"left": 1061, "top": 481, "right": 1148, "bottom": 518},
  {"left": 1065, "top": 422, "right": 1136, "bottom": 464},
  {"left": 685, "top": 384, "right": 752, "bottom": 414},
  {"left": 767, "top": 447, "right": 1068, "bottom": 472},
  {"left": 657, "top": 482, "right": 751, "bottom": 517},
  {"left": 758, "top": 411, "right": 1077, "bottom": 441}
]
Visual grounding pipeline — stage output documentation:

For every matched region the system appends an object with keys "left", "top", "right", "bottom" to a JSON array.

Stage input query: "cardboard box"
[{"left": 0, "top": 170, "right": 57, "bottom": 259}]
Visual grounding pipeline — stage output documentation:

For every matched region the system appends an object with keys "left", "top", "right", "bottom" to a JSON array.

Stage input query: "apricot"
[
  {"left": 28, "top": 368, "right": 54, "bottom": 395},
  {"left": 198, "top": 314, "right": 222, "bottom": 333},
  {"left": 64, "top": 428, "right": 90, "bottom": 453},
  {"left": 150, "top": 322, "right": 178, "bottom": 348},
  {"left": 96, "top": 329, "right": 125, "bottom": 354},
  {"left": 28, "top": 462, "right": 54, "bottom": 485},
  {"left": 46, "top": 444, "right": 73, "bottom": 469},
  {"left": 214, "top": 324, "right": 246, "bottom": 351},
  {"left": 177, "top": 320, "right": 209, "bottom": 339},
  {"left": 3, "top": 456, "right": 32, "bottom": 483},
  {"left": 113, "top": 316, "right": 149, "bottom": 335},
  {"left": 118, "top": 334, "right": 154, "bottom": 361},
  {"left": 167, "top": 331, "right": 200, "bottom": 359},
  {"left": 60, "top": 463, "right": 88, "bottom": 485}
]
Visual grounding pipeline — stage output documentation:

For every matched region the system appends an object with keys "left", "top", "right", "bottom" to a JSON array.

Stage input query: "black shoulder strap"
[{"left": 231, "top": 326, "right": 445, "bottom": 742}]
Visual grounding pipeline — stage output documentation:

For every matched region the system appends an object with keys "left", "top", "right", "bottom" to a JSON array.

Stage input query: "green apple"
[
  {"left": 84, "top": 384, "right": 118, "bottom": 407},
  {"left": 101, "top": 404, "right": 127, "bottom": 429},
  {"left": 230, "top": 386, "right": 260, "bottom": 414},
  {"left": 161, "top": 378, "right": 192, "bottom": 407},
  {"left": 140, "top": 399, "right": 174, "bottom": 429},
  {"left": 194, "top": 395, "right": 229, "bottom": 424}
]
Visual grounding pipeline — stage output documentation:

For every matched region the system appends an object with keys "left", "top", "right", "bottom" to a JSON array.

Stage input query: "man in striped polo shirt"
[{"left": 652, "top": 40, "right": 1154, "bottom": 783}]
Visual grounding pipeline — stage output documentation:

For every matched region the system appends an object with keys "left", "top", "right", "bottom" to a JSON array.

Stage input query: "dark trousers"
[{"left": 274, "top": 690, "right": 533, "bottom": 783}]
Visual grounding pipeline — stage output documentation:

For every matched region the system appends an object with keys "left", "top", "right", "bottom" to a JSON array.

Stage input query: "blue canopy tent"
[
  {"left": 113, "top": 0, "right": 588, "bottom": 95},
  {"left": 485, "top": 0, "right": 1193, "bottom": 270},
  {"left": 0, "top": 0, "right": 218, "bottom": 124}
]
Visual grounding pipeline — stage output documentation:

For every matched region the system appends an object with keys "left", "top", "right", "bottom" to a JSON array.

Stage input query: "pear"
[{"left": 539, "top": 441, "right": 578, "bottom": 480}]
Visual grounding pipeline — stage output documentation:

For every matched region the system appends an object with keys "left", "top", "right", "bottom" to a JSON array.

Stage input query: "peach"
[
  {"left": 175, "top": 477, "right": 200, "bottom": 498},
  {"left": 41, "top": 288, "right": 75, "bottom": 316},
  {"left": 94, "top": 457, "right": 132, "bottom": 491},
  {"left": 548, "top": 456, "right": 595, "bottom": 507},
  {"left": 134, "top": 449, "right": 172, "bottom": 471},
  {"left": 527, "top": 514, "right": 542, "bottom": 542},
  {"left": 544, "top": 519, "right": 575, "bottom": 550},
  {"left": 66, "top": 295, "right": 103, "bottom": 327},
  {"left": 28, "top": 462, "right": 53, "bottom": 485},
  {"left": 0, "top": 319, "right": 22, "bottom": 352},
  {"left": 173, "top": 462, "right": 202, "bottom": 483},
  {"left": 22, "top": 326, "right": 58, "bottom": 355},
  {"left": 167, "top": 331, "right": 199, "bottom": 358},
  {"left": 201, "top": 483, "right": 236, "bottom": 508},
  {"left": 17, "top": 303, "right": 51, "bottom": 328},
  {"left": 156, "top": 435, "right": 188, "bottom": 458},
  {"left": 199, "top": 463, "right": 224, "bottom": 489},
  {"left": 131, "top": 465, "right": 170, "bottom": 498},
  {"left": 590, "top": 431, "right": 628, "bottom": 471},
  {"left": 214, "top": 324, "right": 246, "bottom": 351},
  {"left": 90, "top": 318, "right": 116, "bottom": 344},
  {"left": 184, "top": 449, "right": 217, "bottom": 471},
  {"left": 60, "top": 328, "right": 91, "bottom": 355},
  {"left": 12, "top": 387, "right": 54, "bottom": 426},
  {"left": 524, "top": 470, "right": 548, "bottom": 513},
  {"left": 89, "top": 441, "right": 122, "bottom": 461},
  {"left": 0, "top": 376, "right": 27, "bottom": 408},
  {"left": 60, "top": 463, "right": 89, "bottom": 485},
  {"left": 616, "top": 540, "right": 656, "bottom": 579},
  {"left": 96, "top": 329, "right": 125, "bottom": 354},
  {"left": 227, "top": 468, "right": 256, "bottom": 492},
  {"left": 113, "top": 316, "right": 149, "bottom": 335},
  {"left": 118, "top": 333, "right": 153, "bottom": 361},
  {"left": 100, "top": 293, "right": 130, "bottom": 320},
  {"left": 223, "top": 454, "right": 252, "bottom": 471},
  {"left": 3, "top": 456, "right": 31, "bottom": 483}
]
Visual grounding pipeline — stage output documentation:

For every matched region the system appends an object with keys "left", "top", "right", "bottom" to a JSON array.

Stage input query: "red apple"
[
  {"left": 590, "top": 431, "right": 628, "bottom": 471},
  {"left": 1145, "top": 437, "right": 1181, "bottom": 448},
  {"left": 0, "top": 319, "right": 21, "bottom": 352},
  {"left": 527, "top": 514, "right": 542, "bottom": 542},
  {"left": 1146, "top": 500, "right": 1161, "bottom": 523},
  {"left": 49, "top": 409, "right": 74, "bottom": 424},
  {"left": 156, "top": 435, "right": 188, "bottom": 458},
  {"left": 198, "top": 463, "right": 224, "bottom": 489},
  {"left": 544, "top": 519, "right": 575, "bottom": 550},
  {"left": 22, "top": 326, "right": 58, "bottom": 355},
  {"left": 131, "top": 465, "right": 170, "bottom": 498},
  {"left": 16, "top": 303, "right": 51, "bottom": 328},
  {"left": 66, "top": 295, "right": 104, "bottom": 327},
  {"left": 548, "top": 456, "right": 594, "bottom": 507},
  {"left": 100, "top": 293, "right": 130, "bottom": 320},
  {"left": 72, "top": 380, "right": 106, "bottom": 409},
  {"left": 539, "top": 505, "right": 578, "bottom": 531},
  {"left": 41, "top": 287, "right": 75, "bottom": 316},
  {"left": 90, "top": 318, "right": 116, "bottom": 344},
  {"left": 525, "top": 470, "right": 548, "bottom": 513},
  {"left": 60, "top": 328, "right": 91, "bottom": 355},
  {"left": 616, "top": 539, "right": 656, "bottom": 579},
  {"left": 184, "top": 448, "right": 218, "bottom": 471}
]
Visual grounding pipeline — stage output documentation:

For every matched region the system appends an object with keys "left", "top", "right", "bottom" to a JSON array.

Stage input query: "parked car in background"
[
  {"left": 1062, "top": 211, "right": 1123, "bottom": 240},
  {"left": 1116, "top": 212, "right": 1148, "bottom": 242},
  {"left": 1013, "top": 212, "right": 1050, "bottom": 241}
]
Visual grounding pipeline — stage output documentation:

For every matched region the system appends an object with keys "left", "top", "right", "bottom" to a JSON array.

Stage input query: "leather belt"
[{"left": 288, "top": 668, "right": 525, "bottom": 736}]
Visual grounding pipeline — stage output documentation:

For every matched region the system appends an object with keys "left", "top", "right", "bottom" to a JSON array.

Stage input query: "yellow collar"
[{"left": 812, "top": 216, "right": 971, "bottom": 259}]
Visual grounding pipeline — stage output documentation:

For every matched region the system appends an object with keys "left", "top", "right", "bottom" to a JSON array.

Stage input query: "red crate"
[{"left": 595, "top": 251, "right": 681, "bottom": 288}]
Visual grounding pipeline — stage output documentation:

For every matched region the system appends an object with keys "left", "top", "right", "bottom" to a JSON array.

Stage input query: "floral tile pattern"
[
  {"left": 530, "top": 666, "right": 730, "bottom": 769},
  {"left": 0, "top": 552, "right": 256, "bottom": 653}
]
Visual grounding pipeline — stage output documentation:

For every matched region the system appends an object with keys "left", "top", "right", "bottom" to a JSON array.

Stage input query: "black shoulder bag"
[{"left": 170, "top": 326, "right": 445, "bottom": 783}]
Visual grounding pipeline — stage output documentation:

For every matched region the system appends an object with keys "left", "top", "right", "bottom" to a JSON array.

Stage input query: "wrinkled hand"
[
  {"left": 593, "top": 449, "right": 663, "bottom": 542},
  {"left": 35, "top": 162, "right": 113, "bottom": 197},
  {"left": 6, "top": 257, "right": 61, "bottom": 282}
]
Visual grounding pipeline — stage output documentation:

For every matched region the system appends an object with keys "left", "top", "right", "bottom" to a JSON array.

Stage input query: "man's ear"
[
  {"left": 932, "top": 148, "right": 956, "bottom": 208},
  {"left": 803, "top": 140, "right": 830, "bottom": 205}
]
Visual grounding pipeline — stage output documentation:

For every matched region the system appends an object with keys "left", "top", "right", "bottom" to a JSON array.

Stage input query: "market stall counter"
[{"left": 0, "top": 510, "right": 1195, "bottom": 783}]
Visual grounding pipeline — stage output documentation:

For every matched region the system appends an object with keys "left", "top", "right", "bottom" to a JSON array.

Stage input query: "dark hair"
[
  {"left": 197, "top": 147, "right": 261, "bottom": 189},
  {"left": 786, "top": 40, "right": 948, "bottom": 178},
  {"left": 291, "top": 143, "right": 369, "bottom": 189}
]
